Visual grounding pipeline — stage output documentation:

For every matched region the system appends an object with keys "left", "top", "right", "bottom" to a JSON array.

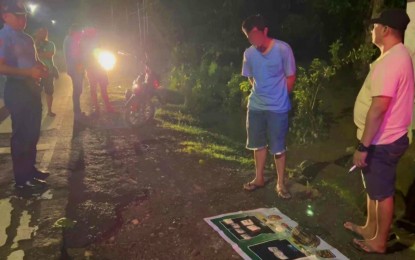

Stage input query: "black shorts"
[
  {"left": 40, "top": 75, "right": 54, "bottom": 95},
  {"left": 361, "top": 134, "right": 409, "bottom": 200}
]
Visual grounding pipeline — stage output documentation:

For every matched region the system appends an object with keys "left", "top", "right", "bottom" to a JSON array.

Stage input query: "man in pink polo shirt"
[{"left": 344, "top": 9, "right": 414, "bottom": 253}]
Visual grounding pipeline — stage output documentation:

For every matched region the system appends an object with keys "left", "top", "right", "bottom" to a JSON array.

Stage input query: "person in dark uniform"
[{"left": 0, "top": 0, "right": 50, "bottom": 188}]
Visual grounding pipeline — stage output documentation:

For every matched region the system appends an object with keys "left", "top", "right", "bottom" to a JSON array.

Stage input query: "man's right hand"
[{"left": 28, "top": 64, "right": 48, "bottom": 79}]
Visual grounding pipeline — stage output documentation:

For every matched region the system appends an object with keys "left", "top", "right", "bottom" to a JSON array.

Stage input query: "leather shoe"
[
  {"left": 14, "top": 180, "right": 45, "bottom": 189},
  {"left": 31, "top": 178, "right": 47, "bottom": 185},
  {"left": 33, "top": 170, "right": 50, "bottom": 180}
]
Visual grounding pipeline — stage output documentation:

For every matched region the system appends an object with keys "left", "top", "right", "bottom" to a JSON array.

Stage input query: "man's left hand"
[{"left": 353, "top": 150, "right": 368, "bottom": 168}]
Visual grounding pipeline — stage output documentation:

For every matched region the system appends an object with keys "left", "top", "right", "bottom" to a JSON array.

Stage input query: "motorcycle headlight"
[{"left": 97, "top": 50, "right": 116, "bottom": 71}]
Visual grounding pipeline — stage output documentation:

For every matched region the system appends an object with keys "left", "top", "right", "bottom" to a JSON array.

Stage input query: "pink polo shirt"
[{"left": 354, "top": 43, "right": 414, "bottom": 145}]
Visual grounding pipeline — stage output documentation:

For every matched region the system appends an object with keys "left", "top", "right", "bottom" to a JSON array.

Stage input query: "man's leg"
[
  {"left": 46, "top": 94, "right": 53, "bottom": 114},
  {"left": 100, "top": 83, "right": 114, "bottom": 112},
  {"left": 274, "top": 152, "right": 286, "bottom": 189},
  {"left": 353, "top": 196, "right": 393, "bottom": 253},
  {"left": 9, "top": 107, "right": 32, "bottom": 184},
  {"left": 70, "top": 73, "right": 84, "bottom": 118},
  {"left": 252, "top": 148, "right": 267, "bottom": 185},
  {"left": 345, "top": 194, "right": 377, "bottom": 239},
  {"left": 375, "top": 197, "right": 394, "bottom": 246},
  {"left": 28, "top": 96, "right": 42, "bottom": 171},
  {"left": 4, "top": 82, "right": 34, "bottom": 185},
  {"left": 267, "top": 111, "right": 290, "bottom": 198},
  {"left": 90, "top": 82, "right": 99, "bottom": 113},
  {"left": 98, "top": 74, "right": 114, "bottom": 112},
  {"left": 274, "top": 153, "right": 291, "bottom": 199},
  {"left": 362, "top": 196, "right": 377, "bottom": 238},
  {"left": 245, "top": 109, "right": 267, "bottom": 189},
  {"left": 44, "top": 76, "right": 55, "bottom": 116}
]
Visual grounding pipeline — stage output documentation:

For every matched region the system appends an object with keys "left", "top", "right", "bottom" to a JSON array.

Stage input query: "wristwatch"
[{"left": 356, "top": 142, "right": 370, "bottom": 152}]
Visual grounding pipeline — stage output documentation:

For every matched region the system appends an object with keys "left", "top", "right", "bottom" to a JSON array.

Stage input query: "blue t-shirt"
[
  {"left": 242, "top": 39, "right": 296, "bottom": 112},
  {"left": 63, "top": 33, "right": 84, "bottom": 75},
  {"left": 0, "top": 24, "right": 37, "bottom": 77}
]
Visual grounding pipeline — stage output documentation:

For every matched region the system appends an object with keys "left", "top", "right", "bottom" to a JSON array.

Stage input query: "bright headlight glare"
[{"left": 97, "top": 50, "right": 116, "bottom": 71}]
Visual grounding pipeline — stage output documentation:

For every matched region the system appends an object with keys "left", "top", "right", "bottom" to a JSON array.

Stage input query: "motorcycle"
[{"left": 124, "top": 74, "right": 160, "bottom": 127}]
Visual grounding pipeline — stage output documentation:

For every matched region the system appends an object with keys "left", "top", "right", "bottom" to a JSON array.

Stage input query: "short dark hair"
[
  {"left": 242, "top": 14, "right": 267, "bottom": 34},
  {"left": 389, "top": 27, "right": 405, "bottom": 43}
]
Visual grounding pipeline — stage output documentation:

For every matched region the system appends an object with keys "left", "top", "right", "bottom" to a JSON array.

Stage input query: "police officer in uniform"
[{"left": 0, "top": 0, "right": 50, "bottom": 188}]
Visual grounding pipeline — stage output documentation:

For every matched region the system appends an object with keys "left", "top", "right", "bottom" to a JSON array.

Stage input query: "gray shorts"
[
  {"left": 361, "top": 134, "right": 409, "bottom": 200},
  {"left": 40, "top": 75, "right": 54, "bottom": 95}
]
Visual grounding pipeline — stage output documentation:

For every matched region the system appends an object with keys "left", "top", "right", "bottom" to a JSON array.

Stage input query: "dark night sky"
[
  {"left": 25, "top": 0, "right": 80, "bottom": 46},
  {"left": 0, "top": 0, "right": 82, "bottom": 47}
]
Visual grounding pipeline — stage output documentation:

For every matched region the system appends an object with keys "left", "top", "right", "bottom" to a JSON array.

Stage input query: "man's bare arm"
[
  {"left": 360, "top": 96, "right": 391, "bottom": 147},
  {"left": 248, "top": 77, "right": 254, "bottom": 87},
  {"left": 286, "top": 75, "right": 296, "bottom": 93}
]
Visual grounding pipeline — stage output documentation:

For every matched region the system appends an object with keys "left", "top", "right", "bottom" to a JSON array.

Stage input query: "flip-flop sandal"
[
  {"left": 243, "top": 178, "right": 271, "bottom": 191},
  {"left": 351, "top": 239, "right": 384, "bottom": 254},
  {"left": 243, "top": 182, "right": 264, "bottom": 191},
  {"left": 276, "top": 187, "right": 292, "bottom": 199}
]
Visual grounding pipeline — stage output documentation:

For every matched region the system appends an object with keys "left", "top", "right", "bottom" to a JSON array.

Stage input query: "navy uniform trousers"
[{"left": 4, "top": 78, "right": 42, "bottom": 185}]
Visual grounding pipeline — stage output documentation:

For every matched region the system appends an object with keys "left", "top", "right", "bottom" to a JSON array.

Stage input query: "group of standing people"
[
  {"left": 0, "top": 0, "right": 114, "bottom": 189},
  {"left": 63, "top": 24, "right": 114, "bottom": 121},
  {"left": 241, "top": 9, "right": 413, "bottom": 254}
]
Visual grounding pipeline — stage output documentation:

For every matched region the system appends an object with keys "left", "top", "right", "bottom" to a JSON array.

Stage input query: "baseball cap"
[
  {"left": 370, "top": 8, "right": 410, "bottom": 32},
  {"left": 1, "top": 0, "right": 29, "bottom": 15}
]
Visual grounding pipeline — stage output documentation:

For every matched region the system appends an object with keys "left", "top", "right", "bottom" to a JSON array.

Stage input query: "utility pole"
[
  {"left": 111, "top": 1, "right": 114, "bottom": 32},
  {"left": 137, "top": 0, "right": 149, "bottom": 49},
  {"left": 137, "top": 1, "right": 142, "bottom": 46},
  {"left": 143, "top": 0, "right": 146, "bottom": 44}
]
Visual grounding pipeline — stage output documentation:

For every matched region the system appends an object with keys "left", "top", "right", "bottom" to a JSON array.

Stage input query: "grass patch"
[
  {"left": 157, "top": 109, "right": 198, "bottom": 125},
  {"left": 317, "top": 180, "right": 358, "bottom": 207},
  {"left": 156, "top": 105, "right": 253, "bottom": 167},
  {"left": 178, "top": 141, "right": 252, "bottom": 166},
  {"left": 160, "top": 121, "right": 207, "bottom": 136},
  {"left": 105, "top": 84, "right": 253, "bottom": 167}
]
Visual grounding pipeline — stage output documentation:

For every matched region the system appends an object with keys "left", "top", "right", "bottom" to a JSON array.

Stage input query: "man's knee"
[{"left": 274, "top": 151, "right": 286, "bottom": 159}]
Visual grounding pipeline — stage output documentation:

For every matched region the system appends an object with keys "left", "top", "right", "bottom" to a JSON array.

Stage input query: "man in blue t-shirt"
[
  {"left": 241, "top": 15, "right": 296, "bottom": 199},
  {"left": 63, "top": 23, "right": 86, "bottom": 121}
]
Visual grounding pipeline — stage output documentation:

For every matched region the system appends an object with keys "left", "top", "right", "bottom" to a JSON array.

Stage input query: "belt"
[{"left": 6, "top": 77, "right": 42, "bottom": 95}]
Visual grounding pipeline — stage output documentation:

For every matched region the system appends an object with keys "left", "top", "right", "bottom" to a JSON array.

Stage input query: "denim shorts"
[
  {"left": 246, "top": 109, "right": 288, "bottom": 155},
  {"left": 362, "top": 134, "right": 409, "bottom": 200}
]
